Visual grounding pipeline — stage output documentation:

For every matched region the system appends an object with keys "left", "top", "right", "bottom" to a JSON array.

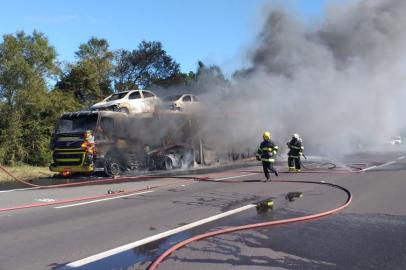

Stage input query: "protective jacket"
[
  {"left": 256, "top": 140, "right": 279, "bottom": 162},
  {"left": 287, "top": 138, "right": 303, "bottom": 158}
]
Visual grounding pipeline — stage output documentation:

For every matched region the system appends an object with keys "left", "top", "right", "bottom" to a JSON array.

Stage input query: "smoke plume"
[{"left": 211, "top": 0, "right": 406, "bottom": 157}]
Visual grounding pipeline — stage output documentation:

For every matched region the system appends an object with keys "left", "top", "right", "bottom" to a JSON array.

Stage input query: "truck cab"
[{"left": 50, "top": 111, "right": 134, "bottom": 176}]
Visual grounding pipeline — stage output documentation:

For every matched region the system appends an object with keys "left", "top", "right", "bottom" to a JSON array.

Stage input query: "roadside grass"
[{"left": 0, "top": 165, "right": 53, "bottom": 187}]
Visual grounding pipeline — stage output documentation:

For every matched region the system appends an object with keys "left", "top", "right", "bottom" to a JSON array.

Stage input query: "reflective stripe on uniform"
[
  {"left": 261, "top": 147, "right": 274, "bottom": 151},
  {"left": 289, "top": 155, "right": 300, "bottom": 158},
  {"left": 261, "top": 158, "right": 275, "bottom": 162},
  {"left": 291, "top": 146, "right": 301, "bottom": 149}
]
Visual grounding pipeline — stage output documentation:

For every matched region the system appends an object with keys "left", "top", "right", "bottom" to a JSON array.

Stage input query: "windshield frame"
[
  {"left": 55, "top": 113, "right": 98, "bottom": 134},
  {"left": 163, "top": 95, "right": 183, "bottom": 102},
  {"left": 105, "top": 91, "right": 129, "bottom": 102}
]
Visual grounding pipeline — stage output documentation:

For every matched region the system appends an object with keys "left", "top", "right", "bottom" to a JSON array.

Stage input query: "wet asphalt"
[{"left": 0, "top": 147, "right": 406, "bottom": 270}]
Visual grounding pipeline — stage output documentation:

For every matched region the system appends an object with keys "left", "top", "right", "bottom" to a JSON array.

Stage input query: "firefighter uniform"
[
  {"left": 83, "top": 130, "right": 96, "bottom": 166},
  {"left": 287, "top": 134, "right": 304, "bottom": 172},
  {"left": 256, "top": 132, "right": 279, "bottom": 182}
]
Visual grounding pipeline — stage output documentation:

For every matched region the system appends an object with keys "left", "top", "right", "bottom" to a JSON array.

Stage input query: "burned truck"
[
  {"left": 49, "top": 110, "right": 208, "bottom": 176},
  {"left": 49, "top": 109, "right": 254, "bottom": 176}
]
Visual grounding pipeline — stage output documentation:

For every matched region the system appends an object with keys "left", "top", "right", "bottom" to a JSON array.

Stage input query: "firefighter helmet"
[
  {"left": 293, "top": 133, "right": 299, "bottom": 139},
  {"left": 263, "top": 131, "right": 271, "bottom": 141}
]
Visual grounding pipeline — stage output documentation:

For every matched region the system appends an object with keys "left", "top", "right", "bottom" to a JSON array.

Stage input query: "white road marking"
[
  {"left": 362, "top": 166, "right": 377, "bottom": 172},
  {"left": 64, "top": 204, "right": 256, "bottom": 268},
  {"left": 54, "top": 191, "right": 153, "bottom": 209},
  {"left": 383, "top": 161, "right": 396, "bottom": 166},
  {"left": 0, "top": 187, "right": 38, "bottom": 193},
  {"left": 35, "top": 198, "right": 56, "bottom": 203},
  {"left": 214, "top": 173, "right": 259, "bottom": 181},
  {"left": 362, "top": 160, "right": 398, "bottom": 172}
]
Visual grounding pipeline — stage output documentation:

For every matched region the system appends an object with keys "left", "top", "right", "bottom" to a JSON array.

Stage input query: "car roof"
[
  {"left": 115, "top": 90, "right": 131, "bottom": 94},
  {"left": 141, "top": 90, "right": 157, "bottom": 94}
]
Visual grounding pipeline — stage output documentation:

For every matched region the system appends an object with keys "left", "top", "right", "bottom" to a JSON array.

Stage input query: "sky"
[{"left": 0, "top": 0, "right": 330, "bottom": 75}]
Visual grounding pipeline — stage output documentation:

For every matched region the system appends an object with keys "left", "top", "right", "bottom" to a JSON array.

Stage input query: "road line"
[
  {"left": 362, "top": 165, "right": 377, "bottom": 172},
  {"left": 54, "top": 191, "right": 153, "bottom": 209},
  {"left": 214, "top": 173, "right": 259, "bottom": 181},
  {"left": 64, "top": 204, "right": 256, "bottom": 268},
  {"left": 383, "top": 161, "right": 396, "bottom": 166},
  {"left": 362, "top": 160, "right": 397, "bottom": 172},
  {"left": 0, "top": 187, "right": 39, "bottom": 193}
]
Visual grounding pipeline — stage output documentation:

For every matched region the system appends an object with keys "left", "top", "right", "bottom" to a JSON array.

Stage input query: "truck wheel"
[{"left": 104, "top": 156, "right": 122, "bottom": 177}]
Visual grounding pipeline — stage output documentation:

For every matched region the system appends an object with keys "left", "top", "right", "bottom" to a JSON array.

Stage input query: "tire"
[{"left": 104, "top": 155, "right": 123, "bottom": 177}]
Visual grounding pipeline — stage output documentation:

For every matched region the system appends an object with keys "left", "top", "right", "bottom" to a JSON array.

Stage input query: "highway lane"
[
  {"left": 0, "top": 149, "right": 405, "bottom": 270},
  {"left": 148, "top": 151, "right": 406, "bottom": 270}
]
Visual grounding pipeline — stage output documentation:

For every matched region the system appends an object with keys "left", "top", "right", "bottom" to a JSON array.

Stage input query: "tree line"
[{"left": 0, "top": 31, "right": 229, "bottom": 166}]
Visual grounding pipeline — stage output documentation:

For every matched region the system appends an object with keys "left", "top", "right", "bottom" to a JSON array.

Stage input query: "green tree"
[
  {"left": 0, "top": 31, "right": 60, "bottom": 165},
  {"left": 113, "top": 41, "right": 182, "bottom": 90},
  {"left": 190, "top": 61, "right": 230, "bottom": 95},
  {"left": 56, "top": 37, "right": 113, "bottom": 106}
]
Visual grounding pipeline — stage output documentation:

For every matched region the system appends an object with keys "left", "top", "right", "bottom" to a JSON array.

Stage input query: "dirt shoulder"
[{"left": 0, "top": 165, "right": 54, "bottom": 188}]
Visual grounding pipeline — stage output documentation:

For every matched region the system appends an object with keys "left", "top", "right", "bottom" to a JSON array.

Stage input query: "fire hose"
[
  {"left": 0, "top": 164, "right": 204, "bottom": 190},
  {"left": 147, "top": 178, "right": 352, "bottom": 270},
  {"left": 300, "top": 161, "right": 337, "bottom": 170},
  {"left": 0, "top": 165, "right": 39, "bottom": 188},
  {"left": 0, "top": 177, "right": 197, "bottom": 213},
  {"left": 275, "top": 153, "right": 341, "bottom": 172},
  {"left": 1, "top": 163, "right": 352, "bottom": 269}
]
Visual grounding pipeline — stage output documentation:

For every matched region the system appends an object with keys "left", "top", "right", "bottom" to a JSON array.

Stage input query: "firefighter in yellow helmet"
[
  {"left": 82, "top": 130, "right": 95, "bottom": 166},
  {"left": 256, "top": 131, "right": 279, "bottom": 182}
]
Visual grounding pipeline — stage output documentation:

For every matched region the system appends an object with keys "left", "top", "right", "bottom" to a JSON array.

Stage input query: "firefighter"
[
  {"left": 256, "top": 131, "right": 279, "bottom": 182},
  {"left": 83, "top": 130, "right": 95, "bottom": 166},
  {"left": 287, "top": 133, "right": 304, "bottom": 172}
]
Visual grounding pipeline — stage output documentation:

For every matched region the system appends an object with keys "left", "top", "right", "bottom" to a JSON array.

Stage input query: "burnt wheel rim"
[{"left": 109, "top": 162, "right": 121, "bottom": 176}]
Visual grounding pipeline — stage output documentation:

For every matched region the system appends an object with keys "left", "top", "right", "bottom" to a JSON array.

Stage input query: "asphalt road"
[{"left": 1, "top": 148, "right": 406, "bottom": 270}]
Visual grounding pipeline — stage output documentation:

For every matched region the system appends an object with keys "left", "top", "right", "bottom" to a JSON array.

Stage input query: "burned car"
[
  {"left": 157, "top": 94, "right": 201, "bottom": 112},
  {"left": 90, "top": 90, "right": 160, "bottom": 114},
  {"left": 148, "top": 144, "right": 195, "bottom": 170}
]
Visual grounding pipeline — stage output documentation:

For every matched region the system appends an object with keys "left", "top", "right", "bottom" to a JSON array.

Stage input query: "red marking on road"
[{"left": 0, "top": 179, "right": 193, "bottom": 213}]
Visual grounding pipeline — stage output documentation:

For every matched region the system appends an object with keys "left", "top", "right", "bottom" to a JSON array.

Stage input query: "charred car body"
[
  {"left": 148, "top": 144, "right": 194, "bottom": 170},
  {"left": 90, "top": 89, "right": 160, "bottom": 114}
]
